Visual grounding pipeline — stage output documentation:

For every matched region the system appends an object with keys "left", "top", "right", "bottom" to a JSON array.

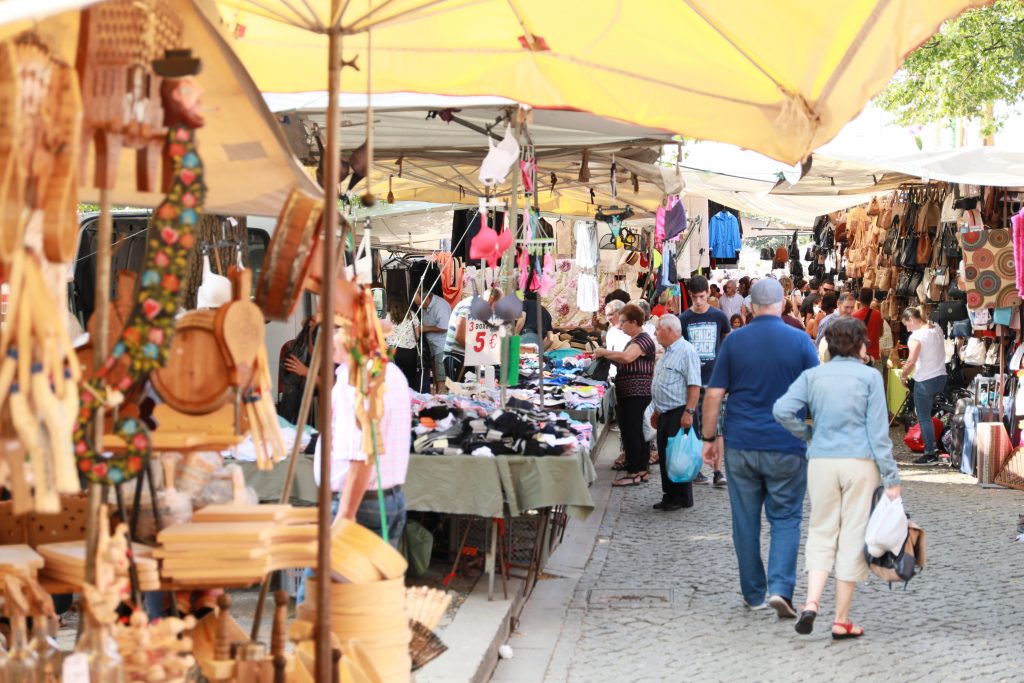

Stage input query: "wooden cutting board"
[
  {"left": 150, "top": 311, "right": 232, "bottom": 415},
  {"left": 37, "top": 541, "right": 158, "bottom": 571},
  {"left": 152, "top": 545, "right": 269, "bottom": 560},
  {"left": 157, "top": 521, "right": 274, "bottom": 545},
  {"left": 192, "top": 504, "right": 292, "bottom": 524},
  {"left": 0, "top": 544, "right": 44, "bottom": 571}
]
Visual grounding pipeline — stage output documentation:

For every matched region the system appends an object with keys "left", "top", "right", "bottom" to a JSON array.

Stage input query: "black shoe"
[
  {"left": 713, "top": 472, "right": 727, "bottom": 488},
  {"left": 913, "top": 453, "right": 939, "bottom": 466},
  {"left": 656, "top": 501, "right": 685, "bottom": 512},
  {"left": 653, "top": 499, "right": 669, "bottom": 510}
]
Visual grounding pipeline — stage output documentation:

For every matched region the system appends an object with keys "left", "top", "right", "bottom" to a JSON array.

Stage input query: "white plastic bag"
[
  {"left": 864, "top": 494, "right": 909, "bottom": 558},
  {"left": 642, "top": 403, "right": 657, "bottom": 443}
]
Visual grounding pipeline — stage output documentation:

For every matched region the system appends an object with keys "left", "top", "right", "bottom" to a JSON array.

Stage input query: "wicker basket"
[{"left": 994, "top": 448, "right": 1024, "bottom": 491}]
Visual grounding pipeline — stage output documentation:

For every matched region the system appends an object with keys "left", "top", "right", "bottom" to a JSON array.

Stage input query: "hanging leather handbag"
[
  {"left": 863, "top": 267, "right": 877, "bottom": 289},
  {"left": 914, "top": 199, "right": 938, "bottom": 265},
  {"left": 877, "top": 194, "right": 895, "bottom": 231},
  {"left": 877, "top": 266, "right": 893, "bottom": 291},
  {"left": 896, "top": 232, "right": 918, "bottom": 268},
  {"left": 867, "top": 196, "right": 881, "bottom": 217},
  {"left": 896, "top": 269, "right": 924, "bottom": 297},
  {"left": 882, "top": 215, "right": 900, "bottom": 254},
  {"left": 805, "top": 246, "right": 815, "bottom": 261},
  {"left": 834, "top": 213, "right": 848, "bottom": 244},
  {"left": 942, "top": 223, "right": 960, "bottom": 265}
]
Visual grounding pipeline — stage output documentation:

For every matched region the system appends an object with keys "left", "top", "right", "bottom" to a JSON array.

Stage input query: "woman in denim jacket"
[{"left": 773, "top": 317, "right": 901, "bottom": 640}]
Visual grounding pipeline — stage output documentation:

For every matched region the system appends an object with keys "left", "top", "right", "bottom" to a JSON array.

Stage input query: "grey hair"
[
  {"left": 604, "top": 299, "right": 625, "bottom": 316},
  {"left": 631, "top": 299, "right": 652, "bottom": 319},
  {"left": 751, "top": 301, "right": 784, "bottom": 316},
  {"left": 655, "top": 315, "right": 682, "bottom": 333}
]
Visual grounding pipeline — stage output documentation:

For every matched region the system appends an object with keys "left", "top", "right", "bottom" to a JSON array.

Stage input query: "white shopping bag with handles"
[{"left": 864, "top": 491, "right": 909, "bottom": 558}]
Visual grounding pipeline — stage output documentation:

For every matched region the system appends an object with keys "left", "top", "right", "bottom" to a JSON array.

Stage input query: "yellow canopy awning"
[{"left": 206, "top": 0, "right": 988, "bottom": 164}]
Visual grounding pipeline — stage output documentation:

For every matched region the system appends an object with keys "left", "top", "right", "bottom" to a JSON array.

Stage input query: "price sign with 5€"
[{"left": 465, "top": 320, "right": 501, "bottom": 367}]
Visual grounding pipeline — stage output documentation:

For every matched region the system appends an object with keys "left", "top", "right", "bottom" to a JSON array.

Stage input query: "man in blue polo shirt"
[{"left": 702, "top": 279, "right": 818, "bottom": 618}]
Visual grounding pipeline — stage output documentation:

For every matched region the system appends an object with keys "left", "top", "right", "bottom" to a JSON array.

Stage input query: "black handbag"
[
  {"left": 895, "top": 227, "right": 918, "bottom": 267},
  {"left": 804, "top": 246, "right": 815, "bottom": 261},
  {"left": 896, "top": 269, "right": 923, "bottom": 297},
  {"left": 941, "top": 224, "right": 960, "bottom": 265},
  {"left": 760, "top": 247, "right": 773, "bottom": 260},
  {"left": 582, "top": 357, "right": 611, "bottom": 382},
  {"left": 882, "top": 215, "right": 900, "bottom": 254}
]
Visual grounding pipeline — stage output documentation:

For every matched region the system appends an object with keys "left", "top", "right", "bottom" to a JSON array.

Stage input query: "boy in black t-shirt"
[{"left": 678, "top": 276, "right": 730, "bottom": 486}]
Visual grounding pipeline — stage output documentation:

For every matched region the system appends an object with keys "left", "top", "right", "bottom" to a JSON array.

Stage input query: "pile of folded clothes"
[{"left": 411, "top": 397, "right": 589, "bottom": 457}]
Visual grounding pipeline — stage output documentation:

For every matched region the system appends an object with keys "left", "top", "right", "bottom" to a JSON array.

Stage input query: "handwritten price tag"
[{"left": 465, "top": 320, "right": 501, "bottom": 367}]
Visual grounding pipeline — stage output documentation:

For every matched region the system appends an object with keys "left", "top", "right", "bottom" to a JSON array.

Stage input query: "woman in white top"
[{"left": 899, "top": 307, "right": 948, "bottom": 465}]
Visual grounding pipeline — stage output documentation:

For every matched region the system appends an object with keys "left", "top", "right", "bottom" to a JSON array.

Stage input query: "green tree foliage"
[{"left": 876, "top": 0, "right": 1024, "bottom": 136}]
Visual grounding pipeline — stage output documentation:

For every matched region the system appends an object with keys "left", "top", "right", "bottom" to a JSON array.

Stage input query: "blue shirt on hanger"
[{"left": 709, "top": 211, "right": 742, "bottom": 259}]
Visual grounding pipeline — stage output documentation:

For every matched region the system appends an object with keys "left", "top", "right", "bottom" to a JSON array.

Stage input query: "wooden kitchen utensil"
[{"left": 215, "top": 267, "right": 263, "bottom": 389}]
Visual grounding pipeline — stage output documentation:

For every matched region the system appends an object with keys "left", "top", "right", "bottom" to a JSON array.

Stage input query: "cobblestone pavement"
[{"left": 540, "top": 433, "right": 1024, "bottom": 683}]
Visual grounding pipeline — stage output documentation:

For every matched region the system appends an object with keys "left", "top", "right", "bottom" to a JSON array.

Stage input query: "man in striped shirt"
[{"left": 649, "top": 316, "right": 702, "bottom": 511}]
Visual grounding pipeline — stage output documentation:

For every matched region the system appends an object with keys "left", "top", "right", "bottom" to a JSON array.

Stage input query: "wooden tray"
[{"left": 150, "top": 311, "right": 232, "bottom": 415}]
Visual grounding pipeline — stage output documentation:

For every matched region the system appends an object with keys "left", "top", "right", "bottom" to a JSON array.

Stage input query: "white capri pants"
[{"left": 804, "top": 458, "right": 881, "bottom": 582}]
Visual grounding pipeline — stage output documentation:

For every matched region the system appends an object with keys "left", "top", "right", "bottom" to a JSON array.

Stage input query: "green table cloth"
[
  {"left": 405, "top": 451, "right": 594, "bottom": 519},
  {"left": 236, "top": 450, "right": 595, "bottom": 520}
]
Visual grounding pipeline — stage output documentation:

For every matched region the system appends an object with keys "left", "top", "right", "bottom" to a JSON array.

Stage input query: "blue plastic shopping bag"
[{"left": 666, "top": 427, "right": 702, "bottom": 483}]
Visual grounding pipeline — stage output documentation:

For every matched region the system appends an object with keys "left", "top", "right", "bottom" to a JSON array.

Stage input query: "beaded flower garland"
[{"left": 73, "top": 124, "right": 205, "bottom": 484}]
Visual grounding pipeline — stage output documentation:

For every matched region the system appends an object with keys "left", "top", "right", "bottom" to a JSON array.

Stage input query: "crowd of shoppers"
[{"left": 588, "top": 268, "right": 943, "bottom": 643}]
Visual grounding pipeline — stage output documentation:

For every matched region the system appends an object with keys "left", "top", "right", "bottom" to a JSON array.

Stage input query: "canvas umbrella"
[{"left": 206, "top": 0, "right": 989, "bottom": 165}]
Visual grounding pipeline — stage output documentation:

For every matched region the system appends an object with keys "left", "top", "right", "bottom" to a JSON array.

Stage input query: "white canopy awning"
[{"left": 826, "top": 147, "right": 1024, "bottom": 189}]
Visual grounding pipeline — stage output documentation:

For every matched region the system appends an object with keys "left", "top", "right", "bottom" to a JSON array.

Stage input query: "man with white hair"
[
  {"left": 604, "top": 299, "right": 629, "bottom": 353},
  {"left": 649, "top": 315, "right": 702, "bottom": 511},
  {"left": 701, "top": 279, "right": 818, "bottom": 617},
  {"left": 719, "top": 279, "right": 744, "bottom": 319}
]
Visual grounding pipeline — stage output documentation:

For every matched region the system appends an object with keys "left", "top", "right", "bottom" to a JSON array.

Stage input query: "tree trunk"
[
  {"left": 983, "top": 102, "right": 995, "bottom": 146},
  {"left": 183, "top": 214, "right": 249, "bottom": 309}
]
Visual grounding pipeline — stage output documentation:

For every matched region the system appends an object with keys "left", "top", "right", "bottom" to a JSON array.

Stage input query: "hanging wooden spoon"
[{"left": 215, "top": 267, "right": 263, "bottom": 390}]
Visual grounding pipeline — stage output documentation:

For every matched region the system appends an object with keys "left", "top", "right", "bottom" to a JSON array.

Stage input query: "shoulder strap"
[{"left": 865, "top": 308, "right": 872, "bottom": 325}]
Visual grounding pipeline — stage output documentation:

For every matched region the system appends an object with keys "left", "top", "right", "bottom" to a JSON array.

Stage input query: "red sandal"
[{"left": 831, "top": 621, "right": 864, "bottom": 640}]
